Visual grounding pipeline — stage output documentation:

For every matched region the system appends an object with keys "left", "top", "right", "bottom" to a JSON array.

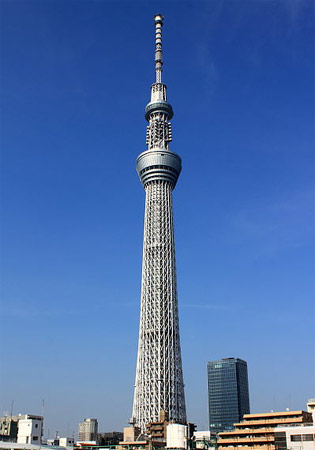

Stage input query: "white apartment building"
[{"left": 16, "top": 415, "right": 43, "bottom": 445}]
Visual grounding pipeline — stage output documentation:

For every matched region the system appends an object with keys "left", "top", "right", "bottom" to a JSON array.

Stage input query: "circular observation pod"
[
  {"left": 136, "top": 150, "right": 182, "bottom": 188},
  {"left": 145, "top": 101, "right": 174, "bottom": 121}
]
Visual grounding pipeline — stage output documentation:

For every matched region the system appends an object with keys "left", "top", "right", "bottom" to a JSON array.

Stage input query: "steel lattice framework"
[{"left": 132, "top": 15, "right": 186, "bottom": 433}]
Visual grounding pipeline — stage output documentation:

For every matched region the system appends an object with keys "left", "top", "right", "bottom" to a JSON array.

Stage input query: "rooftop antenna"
[
  {"left": 41, "top": 399, "right": 45, "bottom": 442},
  {"left": 10, "top": 400, "right": 14, "bottom": 418},
  {"left": 41, "top": 398, "right": 45, "bottom": 420}
]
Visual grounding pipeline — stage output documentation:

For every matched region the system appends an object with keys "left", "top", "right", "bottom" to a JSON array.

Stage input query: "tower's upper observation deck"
[{"left": 136, "top": 15, "right": 181, "bottom": 189}]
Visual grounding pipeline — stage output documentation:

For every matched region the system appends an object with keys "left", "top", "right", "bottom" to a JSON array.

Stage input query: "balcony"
[
  {"left": 218, "top": 445, "right": 275, "bottom": 450},
  {"left": 218, "top": 436, "right": 275, "bottom": 444},
  {"left": 219, "top": 428, "right": 275, "bottom": 436},
  {"left": 235, "top": 417, "right": 304, "bottom": 427}
]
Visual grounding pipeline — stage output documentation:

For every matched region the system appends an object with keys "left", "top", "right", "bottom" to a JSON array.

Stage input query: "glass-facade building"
[{"left": 207, "top": 358, "right": 250, "bottom": 434}]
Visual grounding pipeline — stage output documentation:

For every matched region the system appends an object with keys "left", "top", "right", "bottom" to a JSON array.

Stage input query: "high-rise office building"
[
  {"left": 78, "top": 418, "right": 98, "bottom": 442},
  {"left": 131, "top": 15, "right": 186, "bottom": 433},
  {"left": 207, "top": 358, "right": 250, "bottom": 433}
]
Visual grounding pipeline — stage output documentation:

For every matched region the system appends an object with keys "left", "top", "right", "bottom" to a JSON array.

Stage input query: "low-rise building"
[
  {"left": 0, "top": 414, "right": 43, "bottom": 445},
  {"left": 59, "top": 437, "right": 75, "bottom": 447},
  {"left": 46, "top": 438, "right": 59, "bottom": 446},
  {"left": 275, "top": 423, "right": 315, "bottom": 450},
  {"left": 120, "top": 412, "right": 195, "bottom": 450},
  {"left": 76, "top": 441, "right": 97, "bottom": 446},
  {"left": 167, "top": 424, "right": 188, "bottom": 449},
  {"left": 193, "top": 431, "right": 217, "bottom": 449},
  {"left": 97, "top": 431, "right": 123, "bottom": 446},
  {"left": 0, "top": 417, "right": 18, "bottom": 442},
  {"left": 146, "top": 409, "right": 169, "bottom": 447},
  {"left": 217, "top": 410, "right": 312, "bottom": 450},
  {"left": 122, "top": 424, "right": 142, "bottom": 444},
  {"left": 16, "top": 415, "right": 43, "bottom": 445}
]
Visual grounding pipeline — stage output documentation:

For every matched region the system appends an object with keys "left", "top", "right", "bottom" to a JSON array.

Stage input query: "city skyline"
[{"left": 1, "top": 0, "right": 314, "bottom": 438}]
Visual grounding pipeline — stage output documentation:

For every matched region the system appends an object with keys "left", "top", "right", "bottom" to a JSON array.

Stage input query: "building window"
[
  {"left": 33, "top": 436, "right": 38, "bottom": 441},
  {"left": 35, "top": 424, "right": 38, "bottom": 428},
  {"left": 291, "top": 435, "right": 302, "bottom": 442},
  {"left": 302, "top": 434, "right": 314, "bottom": 441}
]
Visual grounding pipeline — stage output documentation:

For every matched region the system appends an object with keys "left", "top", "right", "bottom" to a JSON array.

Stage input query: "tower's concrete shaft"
[{"left": 132, "top": 15, "right": 186, "bottom": 433}]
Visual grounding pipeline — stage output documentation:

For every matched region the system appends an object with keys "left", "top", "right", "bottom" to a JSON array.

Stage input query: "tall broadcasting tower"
[{"left": 132, "top": 15, "right": 186, "bottom": 433}]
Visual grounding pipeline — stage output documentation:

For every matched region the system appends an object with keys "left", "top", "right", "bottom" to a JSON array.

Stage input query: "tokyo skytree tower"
[{"left": 132, "top": 15, "right": 186, "bottom": 432}]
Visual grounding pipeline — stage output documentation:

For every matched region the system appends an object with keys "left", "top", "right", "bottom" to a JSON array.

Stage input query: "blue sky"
[{"left": 1, "top": 0, "right": 314, "bottom": 437}]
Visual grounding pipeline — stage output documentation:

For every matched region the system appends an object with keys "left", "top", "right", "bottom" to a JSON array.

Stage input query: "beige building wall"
[
  {"left": 277, "top": 424, "right": 315, "bottom": 450},
  {"left": 218, "top": 410, "right": 312, "bottom": 450}
]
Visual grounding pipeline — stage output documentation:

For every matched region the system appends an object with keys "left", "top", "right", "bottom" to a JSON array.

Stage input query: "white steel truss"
[
  {"left": 132, "top": 181, "right": 186, "bottom": 431},
  {"left": 132, "top": 14, "right": 187, "bottom": 433}
]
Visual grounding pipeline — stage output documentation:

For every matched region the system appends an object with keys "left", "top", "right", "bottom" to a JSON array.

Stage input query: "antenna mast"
[{"left": 154, "top": 14, "right": 164, "bottom": 83}]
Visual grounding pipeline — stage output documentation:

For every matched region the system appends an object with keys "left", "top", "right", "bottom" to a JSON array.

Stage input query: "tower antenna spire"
[{"left": 154, "top": 14, "right": 164, "bottom": 83}]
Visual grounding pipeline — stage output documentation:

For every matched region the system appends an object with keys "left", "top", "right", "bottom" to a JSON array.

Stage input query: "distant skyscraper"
[
  {"left": 207, "top": 358, "right": 250, "bottom": 433},
  {"left": 78, "top": 418, "right": 98, "bottom": 442},
  {"left": 131, "top": 15, "right": 186, "bottom": 432}
]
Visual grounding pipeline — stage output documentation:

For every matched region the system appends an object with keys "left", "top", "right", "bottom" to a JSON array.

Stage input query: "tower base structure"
[{"left": 120, "top": 411, "right": 196, "bottom": 450}]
